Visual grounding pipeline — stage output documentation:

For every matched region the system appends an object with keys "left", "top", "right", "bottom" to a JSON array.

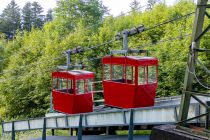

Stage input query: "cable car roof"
[
  {"left": 68, "top": 70, "right": 94, "bottom": 75},
  {"left": 52, "top": 70, "right": 94, "bottom": 80},
  {"left": 102, "top": 56, "right": 158, "bottom": 66}
]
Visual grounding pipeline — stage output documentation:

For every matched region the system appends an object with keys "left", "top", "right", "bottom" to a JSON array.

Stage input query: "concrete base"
[{"left": 150, "top": 125, "right": 207, "bottom": 140}]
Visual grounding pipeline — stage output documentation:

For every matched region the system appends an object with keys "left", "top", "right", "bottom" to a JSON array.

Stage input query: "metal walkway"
[
  {"left": 30, "top": 135, "right": 150, "bottom": 140},
  {"left": 2, "top": 96, "right": 209, "bottom": 134}
]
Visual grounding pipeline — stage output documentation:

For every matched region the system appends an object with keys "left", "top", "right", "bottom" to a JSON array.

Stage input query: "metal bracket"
[
  {"left": 128, "top": 49, "right": 149, "bottom": 55},
  {"left": 123, "top": 30, "right": 129, "bottom": 50},
  {"left": 115, "top": 25, "right": 145, "bottom": 40},
  {"left": 58, "top": 50, "right": 86, "bottom": 70},
  {"left": 111, "top": 50, "right": 128, "bottom": 55},
  {"left": 113, "top": 25, "right": 145, "bottom": 55},
  {"left": 58, "top": 65, "right": 86, "bottom": 70},
  {"left": 66, "top": 50, "right": 71, "bottom": 68},
  {"left": 191, "top": 42, "right": 197, "bottom": 51}
]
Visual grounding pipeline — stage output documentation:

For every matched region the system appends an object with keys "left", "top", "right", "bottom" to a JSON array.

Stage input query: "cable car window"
[
  {"left": 103, "top": 64, "right": 110, "bottom": 80},
  {"left": 67, "top": 80, "right": 73, "bottom": 93},
  {"left": 148, "top": 66, "right": 157, "bottom": 83},
  {"left": 126, "top": 66, "right": 135, "bottom": 84},
  {"left": 55, "top": 78, "right": 68, "bottom": 92},
  {"left": 87, "top": 79, "right": 93, "bottom": 92},
  {"left": 53, "top": 78, "right": 58, "bottom": 89},
  {"left": 77, "top": 80, "right": 85, "bottom": 94},
  {"left": 112, "top": 65, "right": 123, "bottom": 82},
  {"left": 138, "top": 66, "right": 147, "bottom": 85}
]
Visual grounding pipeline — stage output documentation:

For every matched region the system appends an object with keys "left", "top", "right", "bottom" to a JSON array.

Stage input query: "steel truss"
[{"left": 178, "top": 0, "right": 210, "bottom": 137}]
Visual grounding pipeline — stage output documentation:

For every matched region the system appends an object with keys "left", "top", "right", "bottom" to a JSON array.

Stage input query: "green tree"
[
  {"left": 54, "top": 0, "right": 107, "bottom": 31},
  {"left": 0, "top": 0, "right": 21, "bottom": 39},
  {"left": 0, "top": 34, "right": 6, "bottom": 73},
  {"left": 31, "top": 1, "right": 44, "bottom": 29},
  {"left": 147, "top": 0, "right": 157, "bottom": 10},
  {"left": 22, "top": 2, "right": 32, "bottom": 31},
  {"left": 130, "top": 0, "right": 141, "bottom": 12},
  {"left": 1, "top": 1, "right": 208, "bottom": 120},
  {"left": 45, "top": 9, "right": 53, "bottom": 22}
]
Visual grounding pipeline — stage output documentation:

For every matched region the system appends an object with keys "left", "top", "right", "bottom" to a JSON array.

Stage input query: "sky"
[{"left": 0, "top": 0, "right": 178, "bottom": 16}]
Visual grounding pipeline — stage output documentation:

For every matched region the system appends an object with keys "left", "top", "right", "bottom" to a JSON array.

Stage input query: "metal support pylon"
[{"left": 179, "top": 0, "right": 209, "bottom": 123}]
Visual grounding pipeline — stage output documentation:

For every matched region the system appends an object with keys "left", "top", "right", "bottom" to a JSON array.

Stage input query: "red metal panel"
[
  {"left": 52, "top": 71, "right": 71, "bottom": 79},
  {"left": 103, "top": 81, "right": 136, "bottom": 108},
  {"left": 102, "top": 56, "right": 158, "bottom": 66},
  {"left": 53, "top": 90, "right": 93, "bottom": 114},
  {"left": 134, "top": 83, "right": 157, "bottom": 107},
  {"left": 52, "top": 70, "right": 94, "bottom": 80},
  {"left": 103, "top": 56, "right": 126, "bottom": 65},
  {"left": 52, "top": 91, "right": 74, "bottom": 114},
  {"left": 103, "top": 81, "right": 157, "bottom": 108},
  {"left": 73, "top": 93, "right": 93, "bottom": 114}
]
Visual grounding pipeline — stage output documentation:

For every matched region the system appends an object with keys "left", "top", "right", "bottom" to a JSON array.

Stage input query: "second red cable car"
[{"left": 102, "top": 56, "right": 158, "bottom": 108}]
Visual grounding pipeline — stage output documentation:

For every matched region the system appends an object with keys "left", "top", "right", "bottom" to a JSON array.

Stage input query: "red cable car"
[
  {"left": 102, "top": 56, "right": 158, "bottom": 108},
  {"left": 52, "top": 70, "right": 94, "bottom": 114}
]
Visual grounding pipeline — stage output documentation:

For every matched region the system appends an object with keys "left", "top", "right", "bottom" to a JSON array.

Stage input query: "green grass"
[
  {"left": 0, "top": 125, "right": 2, "bottom": 136},
  {"left": 0, "top": 130, "right": 44, "bottom": 140},
  {"left": 0, "top": 128, "right": 151, "bottom": 140},
  {"left": 116, "top": 130, "right": 151, "bottom": 135},
  {"left": 0, "top": 129, "right": 77, "bottom": 140}
]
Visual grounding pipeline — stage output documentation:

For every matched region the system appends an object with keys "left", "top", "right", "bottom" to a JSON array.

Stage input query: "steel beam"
[
  {"left": 77, "top": 114, "right": 83, "bottom": 140},
  {"left": 184, "top": 90, "right": 210, "bottom": 97},
  {"left": 179, "top": 111, "right": 210, "bottom": 124},
  {"left": 3, "top": 96, "right": 210, "bottom": 134},
  {"left": 205, "top": 101, "right": 210, "bottom": 129},
  {"left": 66, "top": 50, "right": 71, "bottom": 67},
  {"left": 205, "top": 11, "right": 210, "bottom": 18},
  {"left": 42, "top": 118, "right": 46, "bottom": 140},
  {"left": 11, "top": 121, "right": 15, "bottom": 140},
  {"left": 51, "top": 129, "right": 55, "bottom": 136},
  {"left": 123, "top": 30, "right": 129, "bottom": 51},
  {"left": 191, "top": 94, "right": 210, "bottom": 110},
  {"left": 178, "top": 0, "right": 208, "bottom": 122},
  {"left": 128, "top": 109, "right": 134, "bottom": 140}
]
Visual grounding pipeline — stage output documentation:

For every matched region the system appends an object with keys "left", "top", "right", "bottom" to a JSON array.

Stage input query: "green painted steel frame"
[{"left": 179, "top": 0, "right": 210, "bottom": 129}]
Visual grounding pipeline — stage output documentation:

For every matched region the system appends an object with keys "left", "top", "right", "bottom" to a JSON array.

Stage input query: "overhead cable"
[{"left": 144, "top": 12, "right": 195, "bottom": 31}]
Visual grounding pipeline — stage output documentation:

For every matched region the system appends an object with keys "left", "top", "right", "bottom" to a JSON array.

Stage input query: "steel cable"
[
  {"left": 0, "top": 11, "right": 195, "bottom": 80},
  {"left": 187, "top": 54, "right": 210, "bottom": 89}
]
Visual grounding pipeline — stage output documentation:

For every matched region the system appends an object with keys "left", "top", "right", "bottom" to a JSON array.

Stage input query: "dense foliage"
[
  {"left": 0, "top": 0, "right": 209, "bottom": 121},
  {"left": 0, "top": 0, "right": 53, "bottom": 38}
]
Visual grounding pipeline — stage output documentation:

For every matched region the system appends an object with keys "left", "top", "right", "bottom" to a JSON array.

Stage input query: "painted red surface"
[
  {"left": 53, "top": 91, "right": 74, "bottom": 113},
  {"left": 102, "top": 56, "right": 158, "bottom": 66},
  {"left": 103, "top": 81, "right": 136, "bottom": 108},
  {"left": 52, "top": 70, "right": 94, "bottom": 80},
  {"left": 52, "top": 70, "right": 94, "bottom": 114},
  {"left": 135, "top": 83, "right": 157, "bottom": 107},
  {"left": 102, "top": 56, "right": 158, "bottom": 108}
]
